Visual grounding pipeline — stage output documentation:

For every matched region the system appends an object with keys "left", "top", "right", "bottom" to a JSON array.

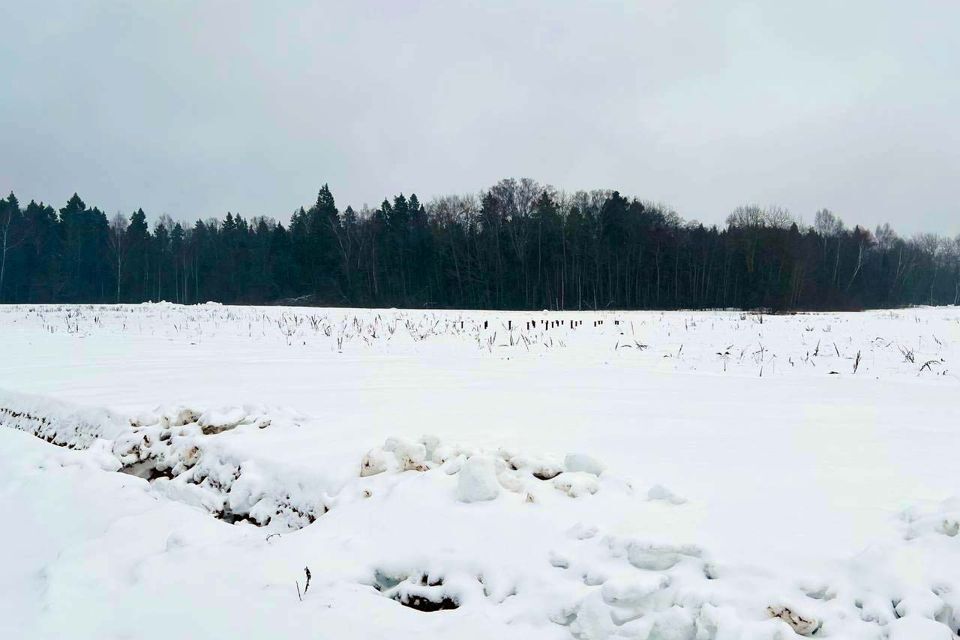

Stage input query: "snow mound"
[{"left": 113, "top": 404, "right": 327, "bottom": 528}]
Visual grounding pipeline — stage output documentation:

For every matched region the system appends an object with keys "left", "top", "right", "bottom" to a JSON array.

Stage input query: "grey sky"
[{"left": 1, "top": 1, "right": 958, "bottom": 235}]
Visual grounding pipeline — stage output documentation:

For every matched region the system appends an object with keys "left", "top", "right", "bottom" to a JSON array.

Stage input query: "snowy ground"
[{"left": 1, "top": 303, "right": 959, "bottom": 639}]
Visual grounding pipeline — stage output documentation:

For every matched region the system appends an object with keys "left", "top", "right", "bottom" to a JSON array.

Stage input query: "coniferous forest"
[{"left": 0, "top": 178, "right": 957, "bottom": 311}]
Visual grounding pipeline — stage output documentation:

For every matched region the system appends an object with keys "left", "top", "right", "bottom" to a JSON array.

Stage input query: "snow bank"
[{"left": 0, "top": 388, "right": 125, "bottom": 448}]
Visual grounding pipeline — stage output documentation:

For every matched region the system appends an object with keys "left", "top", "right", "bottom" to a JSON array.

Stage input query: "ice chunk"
[
  {"left": 394, "top": 440, "right": 428, "bottom": 471},
  {"left": 895, "top": 590, "right": 947, "bottom": 620},
  {"left": 567, "top": 523, "right": 598, "bottom": 540},
  {"left": 509, "top": 454, "right": 563, "bottom": 480},
  {"left": 360, "top": 447, "right": 390, "bottom": 477},
  {"left": 456, "top": 456, "right": 500, "bottom": 503},
  {"left": 548, "top": 551, "right": 570, "bottom": 569},
  {"left": 600, "top": 574, "right": 670, "bottom": 607},
  {"left": 887, "top": 616, "right": 953, "bottom": 640},
  {"left": 648, "top": 606, "right": 695, "bottom": 640},
  {"left": 647, "top": 483, "right": 686, "bottom": 505},
  {"left": 198, "top": 407, "right": 247, "bottom": 434},
  {"left": 627, "top": 543, "right": 700, "bottom": 571},
  {"left": 553, "top": 472, "right": 599, "bottom": 497},
  {"left": 431, "top": 444, "right": 459, "bottom": 465},
  {"left": 766, "top": 605, "right": 821, "bottom": 636},
  {"left": 419, "top": 434, "right": 440, "bottom": 460},
  {"left": 131, "top": 412, "right": 159, "bottom": 428},
  {"left": 496, "top": 468, "right": 527, "bottom": 493},
  {"left": 564, "top": 453, "right": 605, "bottom": 476}
]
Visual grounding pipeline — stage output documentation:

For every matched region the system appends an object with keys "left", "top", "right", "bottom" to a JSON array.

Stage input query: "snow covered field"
[{"left": 2, "top": 303, "right": 959, "bottom": 639}]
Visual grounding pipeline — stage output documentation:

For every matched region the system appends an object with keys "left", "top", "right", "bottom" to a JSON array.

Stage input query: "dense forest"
[{"left": 0, "top": 179, "right": 957, "bottom": 311}]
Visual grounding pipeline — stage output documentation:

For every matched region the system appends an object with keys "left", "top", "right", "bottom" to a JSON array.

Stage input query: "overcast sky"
[{"left": 1, "top": 1, "right": 957, "bottom": 235}]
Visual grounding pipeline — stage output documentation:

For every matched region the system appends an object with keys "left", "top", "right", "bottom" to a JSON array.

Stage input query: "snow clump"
[{"left": 456, "top": 455, "right": 500, "bottom": 503}]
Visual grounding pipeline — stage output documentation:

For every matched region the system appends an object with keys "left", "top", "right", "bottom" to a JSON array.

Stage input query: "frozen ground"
[{"left": 1, "top": 304, "right": 959, "bottom": 639}]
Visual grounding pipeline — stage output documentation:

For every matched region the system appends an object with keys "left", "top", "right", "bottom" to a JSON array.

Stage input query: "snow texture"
[{"left": 1, "top": 303, "right": 959, "bottom": 639}]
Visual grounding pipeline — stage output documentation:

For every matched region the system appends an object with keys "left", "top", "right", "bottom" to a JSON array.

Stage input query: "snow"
[
  {"left": 456, "top": 455, "right": 500, "bottom": 503},
  {"left": 888, "top": 617, "right": 955, "bottom": 640},
  {"left": 565, "top": 453, "right": 606, "bottom": 476},
  {"left": 1, "top": 304, "right": 959, "bottom": 639}
]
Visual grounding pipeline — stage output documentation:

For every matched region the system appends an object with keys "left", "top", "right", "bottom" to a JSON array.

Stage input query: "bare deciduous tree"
[
  {"left": 0, "top": 194, "right": 25, "bottom": 301},
  {"left": 108, "top": 212, "right": 128, "bottom": 303}
]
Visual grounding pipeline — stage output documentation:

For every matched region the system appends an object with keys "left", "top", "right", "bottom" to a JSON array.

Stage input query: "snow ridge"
[{"left": 0, "top": 388, "right": 125, "bottom": 448}]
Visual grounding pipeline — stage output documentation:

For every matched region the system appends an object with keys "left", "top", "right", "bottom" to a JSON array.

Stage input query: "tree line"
[{"left": 1, "top": 179, "right": 958, "bottom": 310}]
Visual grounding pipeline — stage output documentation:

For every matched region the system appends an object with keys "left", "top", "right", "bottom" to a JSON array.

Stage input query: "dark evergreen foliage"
[{"left": 0, "top": 180, "right": 957, "bottom": 310}]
